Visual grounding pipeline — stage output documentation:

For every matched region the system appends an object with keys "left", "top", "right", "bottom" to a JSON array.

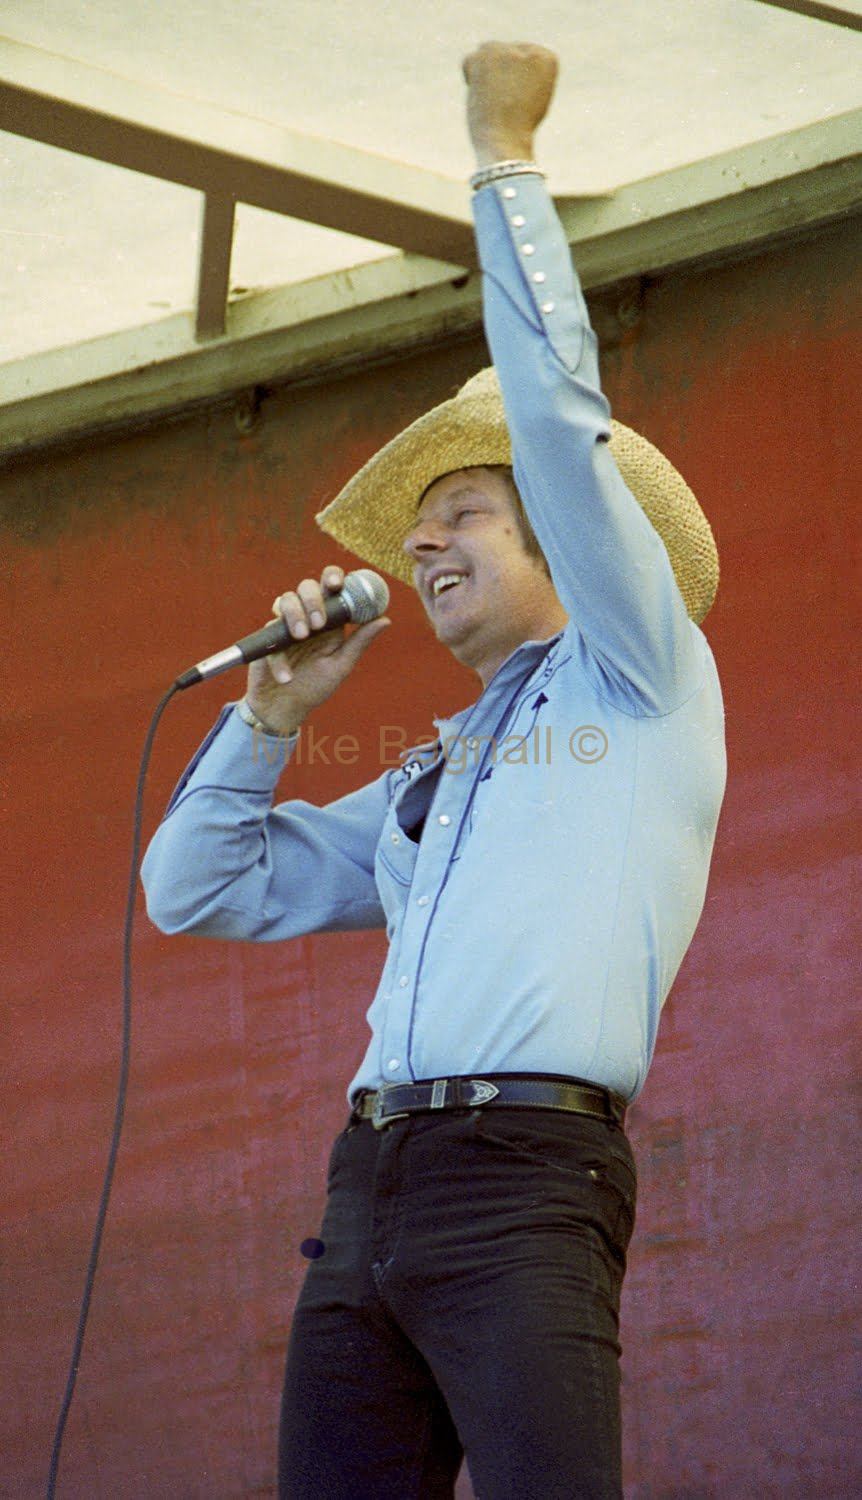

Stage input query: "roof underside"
[{"left": 1, "top": 0, "right": 861, "bottom": 455}]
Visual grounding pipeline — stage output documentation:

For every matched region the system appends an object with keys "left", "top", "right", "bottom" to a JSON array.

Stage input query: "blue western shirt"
[{"left": 142, "top": 174, "right": 726, "bottom": 1104}]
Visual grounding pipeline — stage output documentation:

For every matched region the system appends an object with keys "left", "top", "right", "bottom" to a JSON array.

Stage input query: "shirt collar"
[{"left": 433, "top": 631, "right": 564, "bottom": 742}]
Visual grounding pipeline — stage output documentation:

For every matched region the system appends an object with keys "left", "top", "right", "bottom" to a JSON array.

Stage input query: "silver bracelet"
[
  {"left": 469, "top": 160, "right": 546, "bottom": 192},
  {"left": 236, "top": 698, "right": 284, "bottom": 736}
]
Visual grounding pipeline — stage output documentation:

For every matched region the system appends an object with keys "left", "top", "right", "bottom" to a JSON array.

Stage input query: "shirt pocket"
[{"left": 374, "top": 803, "right": 419, "bottom": 936}]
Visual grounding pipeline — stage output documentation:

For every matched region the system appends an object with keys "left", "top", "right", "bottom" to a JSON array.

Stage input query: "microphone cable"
[
  {"left": 46, "top": 679, "right": 181, "bottom": 1500},
  {"left": 45, "top": 574, "right": 379, "bottom": 1493}
]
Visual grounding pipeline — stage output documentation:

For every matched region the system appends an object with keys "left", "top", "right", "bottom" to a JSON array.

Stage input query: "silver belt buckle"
[
  {"left": 431, "top": 1077, "right": 501, "bottom": 1109},
  {"left": 465, "top": 1079, "right": 500, "bottom": 1107}
]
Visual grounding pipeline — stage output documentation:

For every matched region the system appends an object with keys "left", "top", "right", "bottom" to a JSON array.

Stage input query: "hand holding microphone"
[{"left": 176, "top": 566, "right": 390, "bottom": 734}]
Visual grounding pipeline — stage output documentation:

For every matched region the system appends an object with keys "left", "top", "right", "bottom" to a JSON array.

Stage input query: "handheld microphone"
[{"left": 175, "top": 568, "right": 390, "bottom": 689}]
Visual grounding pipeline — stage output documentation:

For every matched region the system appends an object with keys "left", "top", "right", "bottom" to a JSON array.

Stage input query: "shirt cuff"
[
  {"left": 163, "top": 703, "right": 298, "bottom": 815},
  {"left": 472, "top": 171, "right": 594, "bottom": 377}
]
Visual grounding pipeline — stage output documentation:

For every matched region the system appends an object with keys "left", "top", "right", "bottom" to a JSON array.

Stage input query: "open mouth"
[{"left": 431, "top": 572, "right": 467, "bottom": 600}]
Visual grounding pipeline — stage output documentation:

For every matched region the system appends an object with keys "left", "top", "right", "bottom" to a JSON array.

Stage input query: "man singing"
[{"left": 143, "top": 42, "right": 726, "bottom": 1499}]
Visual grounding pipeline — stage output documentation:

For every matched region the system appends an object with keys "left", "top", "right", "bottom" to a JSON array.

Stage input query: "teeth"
[{"left": 432, "top": 573, "right": 464, "bottom": 598}]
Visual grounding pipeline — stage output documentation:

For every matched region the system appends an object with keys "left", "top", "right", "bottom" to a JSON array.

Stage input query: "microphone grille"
[{"left": 341, "top": 569, "right": 390, "bottom": 624}]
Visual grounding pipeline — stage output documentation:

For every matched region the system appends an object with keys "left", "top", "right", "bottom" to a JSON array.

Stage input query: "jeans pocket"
[
  {"left": 475, "top": 1110, "right": 611, "bottom": 1178},
  {"left": 597, "top": 1144, "right": 637, "bottom": 1256},
  {"left": 474, "top": 1111, "right": 637, "bottom": 1251}
]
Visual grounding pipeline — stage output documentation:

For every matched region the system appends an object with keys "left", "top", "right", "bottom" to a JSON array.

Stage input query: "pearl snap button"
[
  {"left": 398, "top": 975, "right": 409, "bottom": 987},
  {"left": 521, "top": 243, "right": 535, "bottom": 256},
  {"left": 390, "top": 832, "right": 400, "bottom": 844},
  {"left": 532, "top": 271, "right": 546, "bottom": 284},
  {"left": 503, "top": 186, "right": 517, "bottom": 199},
  {"left": 387, "top": 1058, "right": 400, "bottom": 1071},
  {"left": 417, "top": 895, "right": 430, "bottom": 907},
  {"left": 541, "top": 301, "right": 556, "bottom": 314},
  {"left": 438, "top": 814, "right": 451, "bottom": 826},
  {"left": 511, "top": 214, "right": 526, "bottom": 227}
]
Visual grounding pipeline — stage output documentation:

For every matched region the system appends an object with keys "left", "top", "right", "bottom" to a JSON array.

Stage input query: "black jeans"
[{"left": 278, "top": 1101, "right": 637, "bottom": 1500}]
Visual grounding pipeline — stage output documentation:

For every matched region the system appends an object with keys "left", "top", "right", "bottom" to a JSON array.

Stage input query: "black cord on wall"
[{"left": 46, "top": 680, "right": 181, "bottom": 1500}]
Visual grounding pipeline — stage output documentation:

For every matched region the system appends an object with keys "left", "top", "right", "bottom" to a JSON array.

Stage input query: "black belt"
[{"left": 353, "top": 1074, "right": 627, "bottom": 1131}]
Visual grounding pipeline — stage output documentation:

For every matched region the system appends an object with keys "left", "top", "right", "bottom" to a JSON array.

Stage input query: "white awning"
[{"left": 1, "top": 0, "right": 860, "bottom": 454}]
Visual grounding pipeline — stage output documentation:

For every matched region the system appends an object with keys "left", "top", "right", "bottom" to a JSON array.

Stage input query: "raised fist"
[{"left": 463, "top": 42, "right": 559, "bottom": 166}]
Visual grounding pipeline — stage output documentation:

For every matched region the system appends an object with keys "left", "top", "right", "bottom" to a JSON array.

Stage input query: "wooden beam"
[
  {"left": 749, "top": 0, "right": 862, "bottom": 30},
  {"left": 196, "top": 194, "right": 235, "bottom": 340},
  {"left": 0, "top": 37, "right": 477, "bottom": 266},
  {"left": 2, "top": 106, "right": 860, "bottom": 460}
]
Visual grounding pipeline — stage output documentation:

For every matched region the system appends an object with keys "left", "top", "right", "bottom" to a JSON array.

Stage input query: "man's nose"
[{"left": 403, "top": 516, "right": 449, "bottom": 558}]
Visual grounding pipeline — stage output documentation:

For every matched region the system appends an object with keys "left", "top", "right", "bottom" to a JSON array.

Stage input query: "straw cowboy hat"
[{"left": 316, "top": 367, "right": 718, "bottom": 624}]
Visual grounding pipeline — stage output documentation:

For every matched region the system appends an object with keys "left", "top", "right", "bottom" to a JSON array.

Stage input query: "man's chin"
[{"left": 432, "top": 610, "right": 471, "bottom": 646}]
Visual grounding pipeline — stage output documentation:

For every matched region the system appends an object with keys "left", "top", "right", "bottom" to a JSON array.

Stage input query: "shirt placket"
[{"left": 374, "top": 646, "right": 556, "bottom": 1082}]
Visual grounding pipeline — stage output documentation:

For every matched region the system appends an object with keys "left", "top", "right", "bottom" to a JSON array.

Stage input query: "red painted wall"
[{"left": 2, "top": 215, "right": 859, "bottom": 1499}]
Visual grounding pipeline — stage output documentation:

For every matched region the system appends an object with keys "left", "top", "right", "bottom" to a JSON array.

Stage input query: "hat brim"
[{"left": 316, "top": 371, "right": 718, "bottom": 624}]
